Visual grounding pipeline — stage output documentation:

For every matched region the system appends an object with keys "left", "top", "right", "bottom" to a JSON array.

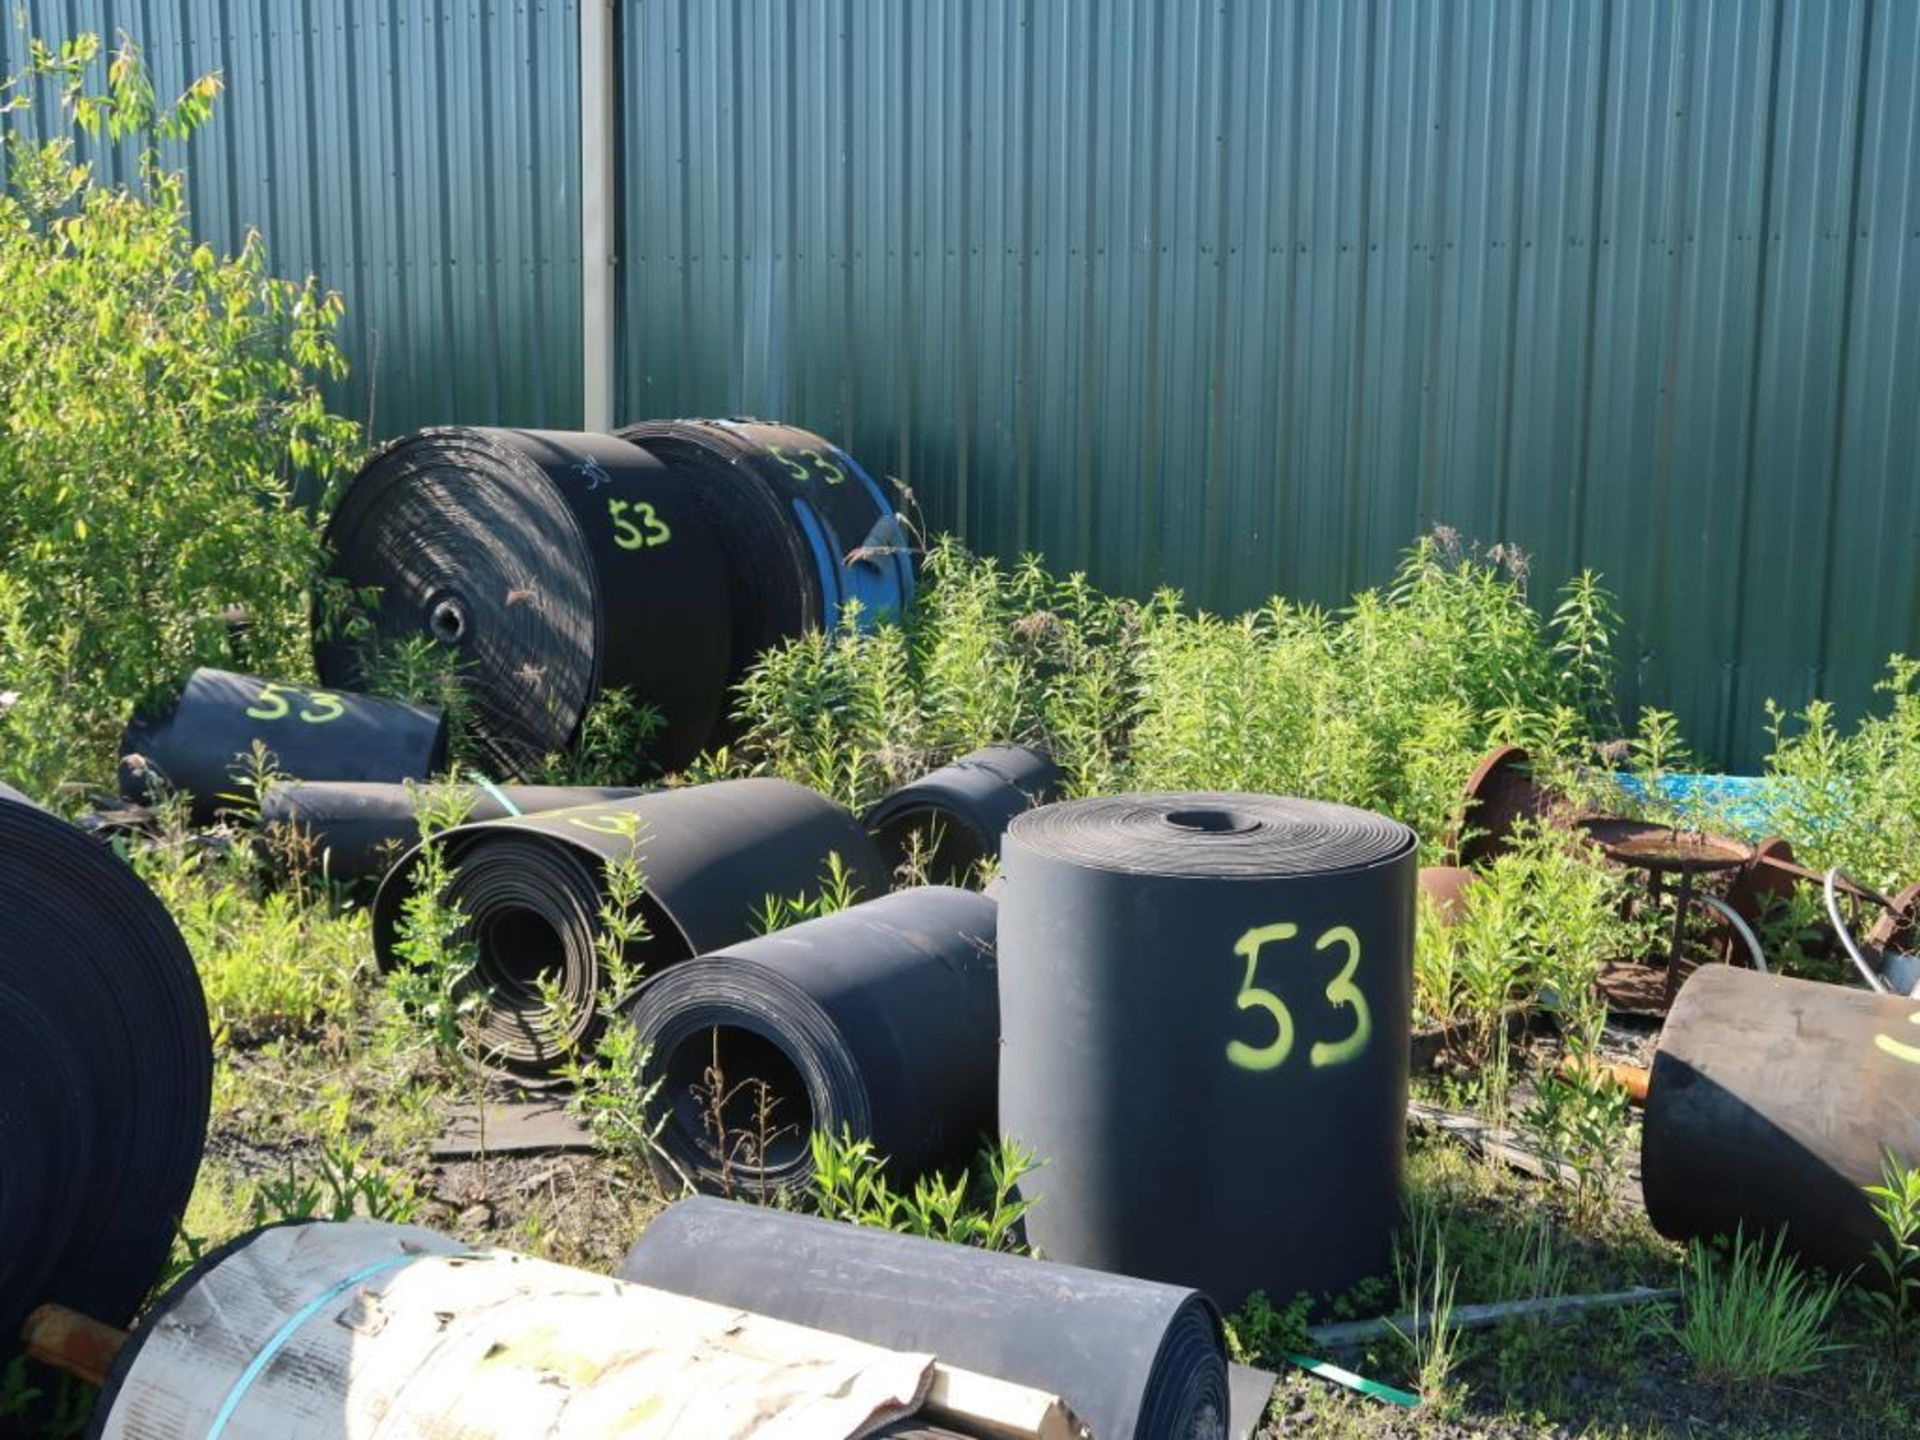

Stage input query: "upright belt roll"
[
  {"left": 261, "top": 780, "right": 643, "bottom": 884},
  {"left": 862, "top": 744, "right": 1064, "bottom": 885},
  {"left": 617, "top": 419, "right": 915, "bottom": 666},
  {"left": 119, "top": 668, "right": 447, "bottom": 823},
  {"left": 371, "top": 779, "right": 887, "bottom": 1084},
  {"left": 629, "top": 886, "right": 1000, "bottom": 1195},
  {"left": 997, "top": 793, "right": 1418, "bottom": 1310},
  {"left": 618, "top": 1198, "right": 1231, "bottom": 1440},
  {"left": 0, "top": 787, "right": 211, "bottom": 1347},
  {"left": 1643, "top": 965, "right": 1920, "bottom": 1276},
  {"left": 315, "top": 428, "right": 733, "bottom": 777}
]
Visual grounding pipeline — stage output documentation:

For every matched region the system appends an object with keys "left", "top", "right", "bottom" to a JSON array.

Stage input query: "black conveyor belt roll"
[
  {"left": 862, "top": 744, "right": 1063, "bottom": 886},
  {"left": 998, "top": 793, "right": 1417, "bottom": 1310},
  {"left": 619, "top": 1197, "right": 1230, "bottom": 1440},
  {"left": 315, "top": 427, "right": 733, "bottom": 776},
  {"left": 629, "top": 886, "right": 999, "bottom": 1195},
  {"left": 119, "top": 668, "right": 446, "bottom": 824},
  {"left": 0, "top": 786, "right": 210, "bottom": 1350},
  {"left": 371, "top": 779, "right": 887, "bottom": 1083}
]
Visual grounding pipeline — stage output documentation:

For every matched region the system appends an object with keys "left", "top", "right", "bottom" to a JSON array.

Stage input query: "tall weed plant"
[
  {"left": 0, "top": 34, "right": 358, "bottom": 796},
  {"left": 737, "top": 531, "right": 1616, "bottom": 851}
]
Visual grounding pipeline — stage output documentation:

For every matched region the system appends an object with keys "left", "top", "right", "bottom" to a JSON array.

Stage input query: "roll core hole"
[
  {"left": 664, "top": 1025, "right": 812, "bottom": 1175},
  {"left": 477, "top": 910, "right": 565, "bottom": 1003},
  {"left": 429, "top": 597, "right": 468, "bottom": 644},
  {"left": 1164, "top": 808, "right": 1261, "bottom": 836}
]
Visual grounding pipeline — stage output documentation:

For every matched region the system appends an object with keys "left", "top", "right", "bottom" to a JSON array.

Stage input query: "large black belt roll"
[
  {"left": 628, "top": 886, "right": 999, "bottom": 1195},
  {"left": 0, "top": 787, "right": 211, "bottom": 1350},
  {"left": 315, "top": 427, "right": 733, "bottom": 777},
  {"left": 1643, "top": 965, "right": 1920, "bottom": 1276},
  {"left": 371, "top": 779, "right": 888, "bottom": 1083},
  {"left": 619, "top": 1197, "right": 1230, "bottom": 1440},
  {"left": 862, "top": 744, "right": 1064, "bottom": 885},
  {"left": 617, "top": 418, "right": 916, "bottom": 665},
  {"left": 119, "top": 668, "right": 447, "bottom": 823},
  {"left": 998, "top": 793, "right": 1417, "bottom": 1310},
  {"left": 261, "top": 781, "right": 643, "bottom": 884}
]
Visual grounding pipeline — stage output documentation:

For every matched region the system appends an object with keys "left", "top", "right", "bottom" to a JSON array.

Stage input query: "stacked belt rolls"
[
  {"left": 0, "top": 786, "right": 211, "bottom": 1347},
  {"left": 317, "top": 422, "right": 914, "bottom": 781},
  {"left": 862, "top": 744, "right": 1063, "bottom": 885},
  {"left": 371, "top": 779, "right": 888, "bottom": 1084},
  {"left": 997, "top": 793, "right": 1417, "bottom": 1310},
  {"left": 619, "top": 1197, "right": 1231, "bottom": 1440},
  {"left": 628, "top": 886, "right": 999, "bottom": 1194},
  {"left": 120, "top": 668, "right": 447, "bottom": 823},
  {"left": 617, "top": 418, "right": 915, "bottom": 653}
]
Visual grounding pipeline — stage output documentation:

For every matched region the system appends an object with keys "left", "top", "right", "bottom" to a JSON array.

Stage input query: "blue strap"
[
  {"left": 467, "top": 771, "right": 522, "bottom": 817},
  {"left": 206, "top": 1253, "right": 423, "bottom": 1437}
]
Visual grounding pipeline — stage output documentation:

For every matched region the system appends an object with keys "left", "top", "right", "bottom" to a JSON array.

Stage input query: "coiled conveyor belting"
[
  {"left": 315, "top": 428, "right": 734, "bottom": 777},
  {"left": 861, "top": 744, "right": 1064, "bottom": 884},
  {"left": 371, "top": 779, "right": 888, "bottom": 1084},
  {"left": 616, "top": 418, "right": 916, "bottom": 656},
  {"left": 619, "top": 1197, "right": 1231, "bottom": 1440},
  {"left": 629, "top": 886, "right": 999, "bottom": 1196},
  {"left": 998, "top": 793, "right": 1417, "bottom": 1311},
  {"left": 0, "top": 785, "right": 211, "bottom": 1352},
  {"left": 120, "top": 668, "right": 447, "bottom": 824},
  {"left": 260, "top": 781, "right": 643, "bottom": 884}
]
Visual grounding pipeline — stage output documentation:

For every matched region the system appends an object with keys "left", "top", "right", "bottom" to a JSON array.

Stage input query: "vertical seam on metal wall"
[
  {"left": 1813, "top": 0, "right": 1876, "bottom": 691},
  {"left": 1569, "top": 0, "right": 1615, "bottom": 564}
]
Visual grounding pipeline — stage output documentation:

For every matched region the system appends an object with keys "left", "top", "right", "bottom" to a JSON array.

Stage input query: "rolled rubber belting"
[
  {"left": 261, "top": 780, "right": 643, "bottom": 884},
  {"left": 862, "top": 744, "right": 1064, "bottom": 885},
  {"left": 998, "top": 793, "right": 1418, "bottom": 1310},
  {"left": 0, "top": 787, "right": 211, "bottom": 1351},
  {"left": 315, "top": 427, "right": 734, "bottom": 776},
  {"left": 619, "top": 1197, "right": 1230, "bottom": 1440},
  {"left": 617, "top": 418, "right": 916, "bottom": 659},
  {"left": 372, "top": 779, "right": 888, "bottom": 1083},
  {"left": 629, "top": 886, "right": 999, "bottom": 1195},
  {"left": 119, "top": 667, "right": 447, "bottom": 824},
  {"left": 1643, "top": 965, "right": 1920, "bottom": 1277}
]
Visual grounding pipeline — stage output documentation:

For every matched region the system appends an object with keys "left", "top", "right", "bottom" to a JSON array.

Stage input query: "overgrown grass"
[{"left": 1667, "top": 1228, "right": 1848, "bottom": 1386}]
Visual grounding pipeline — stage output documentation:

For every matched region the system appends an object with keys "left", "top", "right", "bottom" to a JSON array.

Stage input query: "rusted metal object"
[
  {"left": 22, "top": 1304, "right": 127, "bottom": 1386},
  {"left": 1555, "top": 1057, "right": 1651, "bottom": 1106},
  {"left": 1417, "top": 865, "right": 1477, "bottom": 926},
  {"left": 1455, "top": 746, "right": 1546, "bottom": 867},
  {"left": 1642, "top": 966, "right": 1920, "bottom": 1277},
  {"left": 1580, "top": 820, "right": 1753, "bottom": 1005},
  {"left": 1867, "top": 881, "right": 1920, "bottom": 954}
]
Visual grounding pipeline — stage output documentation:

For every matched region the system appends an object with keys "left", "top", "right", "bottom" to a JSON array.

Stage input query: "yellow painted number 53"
[{"left": 1224, "top": 921, "right": 1372, "bottom": 1074}]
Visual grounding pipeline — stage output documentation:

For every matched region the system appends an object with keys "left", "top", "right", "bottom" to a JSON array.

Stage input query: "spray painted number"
[
  {"left": 608, "top": 498, "right": 672, "bottom": 551},
  {"left": 1876, "top": 1010, "right": 1920, "bottom": 1066},
  {"left": 766, "top": 443, "right": 845, "bottom": 486},
  {"left": 245, "top": 684, "right": 345, "bottom": 724},
  {"left": 1224, "top": 921, "right": 1373, "bottom": 1074}
]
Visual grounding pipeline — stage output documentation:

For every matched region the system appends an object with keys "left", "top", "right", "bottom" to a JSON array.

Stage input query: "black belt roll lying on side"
[
  {"left": 119, "top": 668, "right": 447, "bottom": 824},
  {"left": 371, "top": 778, "right": 887, "bottom": 1084},
  {"left": 261, "top": 781, "right": 644, "bottom": 884},
  {"left": 0, "top": 786, "right": 211, "bottom": 1350},
  {"left": 628, "top": 886, "right": 999, "bottom": 1195},
  {"left": 315, "top": 427, "right": 734, "bottom": 776},
  {"left": 618, "top": 1197, "right": 1230, "bottom": 1440},
  {"left": 862, "top": 744, "right": 1064, "bottom": 885}
]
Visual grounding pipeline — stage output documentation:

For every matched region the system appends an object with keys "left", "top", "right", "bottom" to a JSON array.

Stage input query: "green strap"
[
  {"left": 1285, "top": 1353, "right": 1420, "bottom": 1409},
  {"left": 467, "top": 770, "right": 522, "bottom": 817}
]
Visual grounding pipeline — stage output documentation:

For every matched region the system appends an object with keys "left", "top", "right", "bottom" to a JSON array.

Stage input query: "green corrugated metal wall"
[
  {"left": 0, "top": 0, "right": 582, "bottom": 440},
  {"left": 621, "top": 0, "right": 1920, "bottom": 767},
  {"left": 6, "top": 2, "right": 1919, "bottom": 766}
]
